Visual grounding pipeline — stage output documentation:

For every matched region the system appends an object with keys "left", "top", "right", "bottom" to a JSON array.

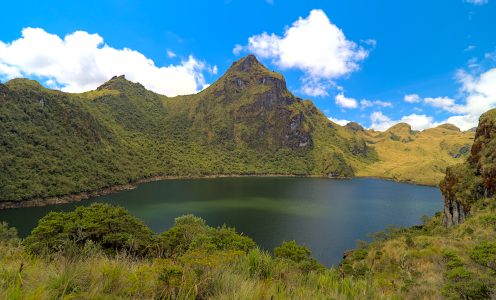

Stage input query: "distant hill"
[
  {"left": 0, "top": 55, "right": 376, "bottom": 203},
  {"left": 353, "top": 122, "right": 474, "bottom": 185}
]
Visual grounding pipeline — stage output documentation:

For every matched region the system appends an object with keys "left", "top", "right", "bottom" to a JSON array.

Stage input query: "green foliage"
[
  {"left": 24, "top": 203, "right": 153, "bottom": 256},
  {"left": 470, "top": 241, "right": 496, "bottom": 270},
  {"left": 158, "top": 215, "right": 256, "bottom": 258},
  {"left": 274, "top": 240, "right": 323, "bottom": 272},
  {"left": 442, "top": 267, "right": 492, "bottom": 300},
  {"left": 274, "top": 240, "right": 311, "bottom": 263},
  {"left": 0, "top": 222, "right": 18, "bottom": 243},
  {"left": 247, "top": 248, "right": 274, "bottom": 279}
]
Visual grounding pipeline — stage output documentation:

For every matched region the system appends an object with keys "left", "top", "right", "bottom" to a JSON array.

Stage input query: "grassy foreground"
[
  {"left": 0, "top": 204, "right": 382, "bottom": 300},
  {"left": 1, "top": 199, "right": 495, "bottom": 299}
]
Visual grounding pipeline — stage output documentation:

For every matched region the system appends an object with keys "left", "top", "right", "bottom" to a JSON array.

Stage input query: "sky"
[{"left": 0, "top": 0, "right": 495, "bottom": 131}]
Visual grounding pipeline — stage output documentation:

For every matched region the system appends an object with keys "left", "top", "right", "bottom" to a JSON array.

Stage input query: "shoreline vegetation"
[
  {"left": 0, "top": 174, "right": 427, "bottom": 210},
  {"left": 1, "top": 196, "right": 495, "bottom": 298}
]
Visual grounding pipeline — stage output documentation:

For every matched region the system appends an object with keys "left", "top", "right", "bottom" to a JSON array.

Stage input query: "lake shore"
[{"left": 0, "top": 173, "right": 433, "bottom": 210}]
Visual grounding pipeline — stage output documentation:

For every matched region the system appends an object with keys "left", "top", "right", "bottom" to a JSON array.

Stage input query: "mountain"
[
  {"left": 0, "top": 55, "right": 375, "bottom": 203},
  {"left": 354, "top": 122, "right": 474, "bottom": 185}
]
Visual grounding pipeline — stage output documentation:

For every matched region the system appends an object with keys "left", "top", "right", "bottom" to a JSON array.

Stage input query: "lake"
[{"left": 0, "top": 177, "right": 442, "bottom": 266}]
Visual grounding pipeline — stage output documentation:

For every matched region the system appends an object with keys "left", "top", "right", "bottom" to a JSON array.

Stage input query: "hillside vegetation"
[
  {"left": 0, "top": 55, "right": 375, "bottom": 204},
  {"left": 354, "top": 122, "right": 474, "bottom": 186},
  {"left": 0, "top": 109, "right": 495, "bottom": 299}
]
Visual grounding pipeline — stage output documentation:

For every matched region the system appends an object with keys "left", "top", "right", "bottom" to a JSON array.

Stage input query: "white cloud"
[
  {"left": 370, "top": 111, "right": 394, "bottom": 131},
  {"left": 335, "top": 93, "right": 358, "bottom": 109},
  {"left": 464, "top": 45, "right": 476, "bottom": 52},
  {"left": 369, "top": 111, "right": 438, "bottom": 131},
  {"left": 404, "top": 94, "right": 420, "bottom": 103},
  {"left": 424, "top": 96, "right": 464, "bottom": 113},
  {"left": 211, "top": 65, "right": 218, "bottom": 75},
  {"left": 328, "top": 117, "right": 350, "bottom": 126},
  {"left": 301, "top": 79, "right": 330, "bottom": 97},
  {"left": 166, "top": 49, "right": 176, "bottom": 58},
  {"left": 235, "top": 9, "right": 371, "bottom": 96},
  {"left": 0, "top": 28, "right": 209, "bottom": 96},
  {"left": 400, "top": 114, "right": 436, "bottom": 131},
  {"left": 414, "top": 68, "right": 496, "bottom": 130},
  {"left": 232, "top": 44, "right": 243, "bottom": 55},
  {"left": 360, "top": 99, "right": 392, "bottom": 108},
  {"left": 466, "top": 0, "right": 488, "bottom": 4}
]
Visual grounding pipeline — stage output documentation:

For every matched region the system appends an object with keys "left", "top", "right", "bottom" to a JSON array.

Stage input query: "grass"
[
  {"left": 355, "top": 123, "right": 474, "bottom": 186},
  {"left": 0, "top": 243, "right": 388, "bottom": 299}
]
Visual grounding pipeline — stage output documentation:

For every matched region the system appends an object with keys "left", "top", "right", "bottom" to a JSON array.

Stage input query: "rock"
[
  {"left": 443, "top": 196, "right": 466, "bottom": 227},
  {"left": 441, "top": 108, "right": 496, "bottom": 227}
]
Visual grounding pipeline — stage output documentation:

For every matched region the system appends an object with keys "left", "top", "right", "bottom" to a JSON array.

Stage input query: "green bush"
[
  {"left": 442, "top": 267, "right": 491, "bottom": 300},
  {"left": 274, "top": 240, "right": 323, "bottom": 272},
  {"left": 24, "top": 203, "right": 154, "bottom": 256},
  {"left": 158, "top": 215, "right": 255, "bottom": 258},
  {"left": 470, "top": 241, "right": 496, "bottom": 270}
]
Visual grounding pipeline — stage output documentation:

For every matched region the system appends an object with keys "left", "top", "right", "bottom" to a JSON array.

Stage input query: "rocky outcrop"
[{"left": 441, "top": 109, "right": 496, "bottom": 226}]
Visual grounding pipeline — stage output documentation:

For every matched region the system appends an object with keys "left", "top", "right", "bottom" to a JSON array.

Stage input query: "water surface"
[{"left": 0, "top": 177, "right": 442, "bottom": 266}]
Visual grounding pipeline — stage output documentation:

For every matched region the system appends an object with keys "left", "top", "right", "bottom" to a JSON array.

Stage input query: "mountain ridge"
[
  {"left": 0, "top": 54, "right": 475, "bottom": 205},
  {"left": 0, "top": 55, "right": 376, "bottom": 204}
]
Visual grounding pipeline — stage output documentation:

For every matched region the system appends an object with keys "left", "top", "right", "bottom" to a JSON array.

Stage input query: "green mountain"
[
  {"left": 0, "top": 108, "right": 494, "bottom": 299},
  {"left": 0, "top": 55, "right": 375, "bottom": 203}
]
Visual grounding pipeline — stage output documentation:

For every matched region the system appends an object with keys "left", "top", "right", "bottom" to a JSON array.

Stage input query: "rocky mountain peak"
[
  {"left": 97, "top": 75, "right": 145, "bottom": 92},
  {"left": 229, "top": 54, "right": 264, "bottom": 73}
]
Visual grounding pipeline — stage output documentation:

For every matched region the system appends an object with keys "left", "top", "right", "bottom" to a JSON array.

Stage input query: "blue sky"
[{"left": 0, "top": 0, "right": 495, "bottom": 130}]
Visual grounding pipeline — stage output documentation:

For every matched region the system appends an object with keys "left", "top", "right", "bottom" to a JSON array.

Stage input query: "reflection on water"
[{"left": 0, "top": 177, "right": 442, "bottom": 266}]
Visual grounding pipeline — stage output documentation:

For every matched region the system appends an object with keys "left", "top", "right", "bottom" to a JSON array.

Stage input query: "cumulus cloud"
[
  {"left": 0, "top": 28, "right": 210, "bottom": 96},
  {"left": 404, "top": 94, "right": 420, "bottom": 103},
  {"left": 234, "top": 9, "right": 371, "bottom": 97},
  {"left": 328, "top": 117, "right": 350, "bottom": 126},
  {"left": 335, "top": 93, "right": 358, "bottom": 109},
  {"left": 415, "top": 68, "right": 496, "bottom": 130},
  {"left": 370, "top": 111, "right": 395, "bottom": 131},
  {"left": 369, "top": 111, "right": 438, "bottom": 131},
  {"left": 423, "top": 96, "right": 464, "bottom": 113}
]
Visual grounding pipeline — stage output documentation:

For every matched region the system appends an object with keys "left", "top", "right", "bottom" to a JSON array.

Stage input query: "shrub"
[
  {"left": 158, "top": 215, "right": 256, "bottom": 258},
  {"left": 470, "top": 241, "right": 496, "bottom": 270},
  {"left": 274, "top": 240, "right": 323, "bottom": 272},
  {"left": 24, "top": 203, "right": 154, "bottom": 256}
]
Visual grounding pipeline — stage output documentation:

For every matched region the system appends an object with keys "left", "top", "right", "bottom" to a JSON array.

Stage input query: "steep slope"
[
  {"left": 0, "top": 55, "right": 374, "bottom": 204},
  {"left": 354, "top": 122, "right": 474, "bottom": 185},
  {"left": 441, "top": 108, "right": 496, "bottom": 226}
]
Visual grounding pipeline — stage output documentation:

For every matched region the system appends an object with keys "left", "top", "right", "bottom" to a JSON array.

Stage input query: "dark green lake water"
[{"left": 0, "top": 177, "right": 442, "bottom": 266}]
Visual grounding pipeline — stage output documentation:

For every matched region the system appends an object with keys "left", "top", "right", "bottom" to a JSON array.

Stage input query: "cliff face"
[
  {"left": 440, "top": 109, "right": 496, "bottom": 226},
  {"left": 192, "top": 54, "right": 312, "bottom": 151}
]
